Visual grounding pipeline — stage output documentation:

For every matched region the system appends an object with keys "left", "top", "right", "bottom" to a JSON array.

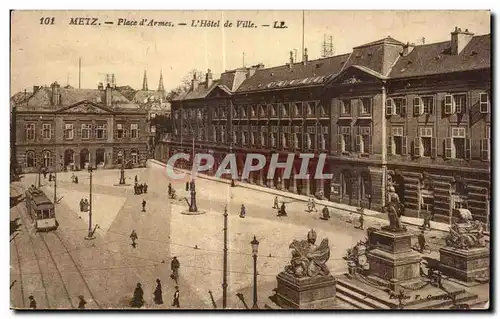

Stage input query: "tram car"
[{"left": 25, "top": 186, "right": 58, "bottom": 231}]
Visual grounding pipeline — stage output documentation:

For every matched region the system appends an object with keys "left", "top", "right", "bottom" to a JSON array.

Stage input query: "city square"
[{"left": 10, "top": 10, "right": 491, "bottom": 310}]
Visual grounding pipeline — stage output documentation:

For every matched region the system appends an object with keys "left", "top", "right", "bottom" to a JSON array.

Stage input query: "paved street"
[{"left": 10, "top": 162, "right": 447, "bottom": 309}]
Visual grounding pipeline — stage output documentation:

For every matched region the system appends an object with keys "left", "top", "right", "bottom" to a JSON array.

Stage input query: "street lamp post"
[
  {"left": 251, "top": 235, "right": 259, "bottom": 309},
  {"left": 85, "top": 166, "right": 95, "bottom": 240}
]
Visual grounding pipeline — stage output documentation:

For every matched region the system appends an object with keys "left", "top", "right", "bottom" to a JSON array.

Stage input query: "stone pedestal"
[
  {"left": 367, "top": 230, "right": 421, "bottom": 290},
  {"left": 274, "top": 272, "right": 336, "bottom": 309},
  {"left": 439, "top": 246, "right": 489, "bottom": 283}
]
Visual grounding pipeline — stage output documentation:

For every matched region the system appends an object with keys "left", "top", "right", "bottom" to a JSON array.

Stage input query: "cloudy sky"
[{"left": 10, "top": 10, "right": 490, "bottom": 94}]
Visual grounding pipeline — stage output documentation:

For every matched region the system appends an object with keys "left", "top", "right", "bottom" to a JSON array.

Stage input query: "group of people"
[
  {"left": 28, "top": 295, "right": 87, "bottom": 309},
  {"left": 79, "top": 198, "right": 90, "bottom": 212},
  {"left": 346, "top": 208, "right": 365, "bottom": 229},
  {"left": 134, "top": 183, "right": 148, "bottom": 195},
  {"left": 130, "top": 281, "right": 180, "bottom": 308}
]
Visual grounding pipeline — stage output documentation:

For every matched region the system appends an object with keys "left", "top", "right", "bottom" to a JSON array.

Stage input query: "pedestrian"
[
  {"left": 138, "top": 184, "right": 143, "bottom": 194},
  {"left": 321, "top": 206, "right": 330, "bottom": 220},
  {"left": 130, "top": 230, "right": 138, "bottom": 247},
  {"left": 240, "top": 204, "right": 246, "bottom": 218},
  {"left": 422, "top": 213, "right": 431, "bottom": 230},
  {"left": 185, "top": 181, "right": 189, "bottom": 191},
  {"left": 142, "top": 199, "right": 146, "bottom": 212},
  {"left": 143, "top": 183, "right": 148, "bottom": 194},
  {"left": 347, "top": 212, "right": 353, "bottom": 224},
  {"left": 171, "top": 257, "right": 180, "bottom": 284},
  {"left": 135, "top": 175, "right": 138, "bottom": 184},
  {"left": 43, "top": 168, "right": 47, "bottom": 179},
  {"left": 358, "top": 212, "right": 364, "bottom": 230},
  {"left": 79, "top": 199, "right": 84, "bottom": 212},
  {"left": 273, "top": 196, "right": 279, "bottom": 209},
  {"left": 28, "top": 295, "right": 37, "bottom": 309},
  {"left": 130, "top": 283, "right": 144, "bottom": 308},
  {"left": 278, "top": 202, "right": 287, "bottom": 217},
  {"left": 78, "top": 295, "right": 87, "bottom": 309},
  {"left": 84, "top": 199, "right": 89, "bottom": 212},
  {"left": 418, "top": 230, "right": 426, "bottom": 253},
  {"left": 311, "top": 198, "right": 317, "bottom": 212},
  {"left": 74, "top": 176, "right": 78, "bottom": 184},
  {"left": 134, "top": 184, "right": 138, "bottom": 195},
  {"left": 71, "top": 173, "right": 76, "bottom": 183},
  {"left": 172, "top": 286, "right": 180, "bottom": 308},
  {"left": 48, "top": 172, "right": 52, "bottom": 182},
  {"left": 168, "top": 183, "right": 172, "bottom": 196},
  {"left": 153, "top": 278, "right": 163, "bottom": 305}
]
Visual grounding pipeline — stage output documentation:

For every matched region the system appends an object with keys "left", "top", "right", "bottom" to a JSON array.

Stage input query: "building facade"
[
  {"left": 158, "top": 27, "right": 491, "bottom": 224},
  {"left": 13, "top": 82, "right": 149, "bottom": 173}
]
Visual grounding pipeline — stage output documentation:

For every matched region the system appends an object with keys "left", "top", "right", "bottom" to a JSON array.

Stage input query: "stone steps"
[{"left": 336, "top": 278, "right": 392, "bottom": 309}]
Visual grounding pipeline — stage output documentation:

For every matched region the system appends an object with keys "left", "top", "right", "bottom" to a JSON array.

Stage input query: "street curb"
[{"left": 149, "top": 159, "right": 449, "bottom": 233}]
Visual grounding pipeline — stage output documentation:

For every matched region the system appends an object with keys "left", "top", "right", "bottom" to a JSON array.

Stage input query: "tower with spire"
[
  {"left": 142, "top": 70, "right": 148, "bottom": 91},
  {"left": 158, "top": 70, "right": 165, "bottom": 92}
]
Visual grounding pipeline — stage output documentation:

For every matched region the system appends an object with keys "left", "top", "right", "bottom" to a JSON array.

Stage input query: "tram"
[{"left": 25, "top": 186, "right": 58, "bottom": 231}]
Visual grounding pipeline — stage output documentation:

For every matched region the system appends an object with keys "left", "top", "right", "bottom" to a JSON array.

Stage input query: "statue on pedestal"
[
  {"left": 445, "top": 215, "right": 486, "bottom": 250},
  {"left": 284, "top": 229, "right": 330, "bottom": 278},
  {"left": 381, "top": 185, "right": 406, "bottom": 232}
]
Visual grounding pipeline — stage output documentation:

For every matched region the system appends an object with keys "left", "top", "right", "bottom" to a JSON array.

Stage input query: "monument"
[
  {"left": 439, "top": 209, "right": 489, "bottom": 284},
  {"left": 181, "top": 179, "right": 205, "bottom": 215},
  {"left": 273, "top": 229, "right": 336, "bottom": 309}
]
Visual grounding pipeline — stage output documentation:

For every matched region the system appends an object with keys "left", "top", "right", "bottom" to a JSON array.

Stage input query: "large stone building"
[
  {"left": 12, "top": 82, "right": 149, "bottom": 173},
  {"left": 157, "top": 27, "right": 491, "bottom": 224}
]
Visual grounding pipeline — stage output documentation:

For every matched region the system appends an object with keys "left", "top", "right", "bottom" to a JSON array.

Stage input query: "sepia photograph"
[{"left": 9, "top": 9, "right": 491, "bottom": 310}]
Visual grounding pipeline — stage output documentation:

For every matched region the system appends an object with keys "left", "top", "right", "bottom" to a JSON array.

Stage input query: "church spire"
[
  {"left": 142, "top": 70, "right": 148, "bottom": 91},
  {"left": 158, "top": 69, "right": 165, "bottom": 92}
]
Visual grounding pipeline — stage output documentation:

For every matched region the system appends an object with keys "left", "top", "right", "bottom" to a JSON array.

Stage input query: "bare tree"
[{"left": 166, "top": 69, "right": 204, "bottom": 101}]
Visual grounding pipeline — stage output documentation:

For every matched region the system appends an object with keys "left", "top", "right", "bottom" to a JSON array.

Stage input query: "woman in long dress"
[{"left": 153, "top": 279, "right": 163, "bottom": 305}]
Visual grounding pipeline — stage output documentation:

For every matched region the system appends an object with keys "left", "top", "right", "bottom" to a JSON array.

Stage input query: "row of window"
[
  {"left": 23, "top": 123, "right": 140, "bottom": 141},
  {"left": 387, "top": 126, "right": 490, "bottom": 161},
  {"left": 23, "top": 149, "right": 142, "bottom": 168},
  {"left": 385, "top": 92, "right": 490, "bottom": 117}
]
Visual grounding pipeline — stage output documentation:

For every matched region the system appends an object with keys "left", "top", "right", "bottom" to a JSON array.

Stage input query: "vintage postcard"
[{"left": 10, "top": 10, "right": 491, "bottom": 310}]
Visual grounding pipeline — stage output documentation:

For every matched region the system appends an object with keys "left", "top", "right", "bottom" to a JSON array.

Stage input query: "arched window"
[{"left": 26, "top": 151, "right": 36, "bottom": 168}]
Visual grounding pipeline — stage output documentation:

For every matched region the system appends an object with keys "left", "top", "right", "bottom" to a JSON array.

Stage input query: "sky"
[{"left": 10, "top": 10, "right": 490, "bottom": 95}]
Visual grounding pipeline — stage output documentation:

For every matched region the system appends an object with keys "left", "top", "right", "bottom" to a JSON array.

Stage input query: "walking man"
[
  {"left": 422, "top": 213, "right": 431, "bottom": 230},
  {"left": 273, "top": 196, "right": 279, "bottom": 209},
  {"left": 142, "top": 199, "right": 146, "bottom": 212},
  {"left": 153, "top": 278, "right": 163, "bottom": 305},
  {"left": 168, "top": 183, "right": 172, "bottom": 196},
  {"left": 358, "top": 212, "right": 364, "bottom": 230},
  {"left": 78, "top": 295, "right": 87, "bottom": 309},
  {"left": 185, "top": 181, "right": 189, "bottom": 191},
  {"left": 240, "top": 204, "right": 246, "bottom": 218},
  {"left": 171, "top": 257, "right": 180, "bottom": 284},
  {"left": 172, "top": 286, "right": 180, "bottom": 308},
  {"left": 135, "top": 175, "right": 138, "bottom": 185},
  {"left": 28, "top": 295, "right": 37, "bottom": 309},
  {"left": 130, "top": 230, "right": 138, "bottom": 247},
  {"left": 143, "top": 183, "right": 148, "bottom": 194},
  {"left": 418, "top": 230, "right": 427, "bottom": 253}
]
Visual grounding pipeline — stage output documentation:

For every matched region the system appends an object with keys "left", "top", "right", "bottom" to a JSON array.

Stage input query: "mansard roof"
[
  {"left": 236, "top": 54, "right": 351, "bottom": 93},
  {"left": 389, "top": 34, "right": 490, "bottom": 78}
]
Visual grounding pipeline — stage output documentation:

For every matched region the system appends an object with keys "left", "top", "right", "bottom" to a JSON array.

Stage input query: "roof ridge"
[{"left": 253, "top": 53, "right": 351, "bottom": 73}]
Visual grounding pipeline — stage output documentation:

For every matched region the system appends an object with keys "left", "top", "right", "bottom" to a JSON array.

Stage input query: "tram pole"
[
  {"left": 222, "top": 206, "right": 228, "bottom": 309},
  {"left": 85, "top": 166, "right": 95, "bottom": 240}
]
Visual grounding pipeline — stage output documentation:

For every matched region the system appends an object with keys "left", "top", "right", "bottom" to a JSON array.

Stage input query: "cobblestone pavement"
[{"left": 11, "top": 165, "right": 451, "bottom": 309}]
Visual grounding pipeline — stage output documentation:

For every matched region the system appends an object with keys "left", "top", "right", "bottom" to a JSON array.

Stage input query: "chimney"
[
  {"left": 98, "top": 82, "right": 104, "bottom": 90},
  {"left": 191, "top": 73, "right": 199, "bottom": 91},
  {"left": 402, "top": 42, "right": 415, "bottom": 56},
  {"left": 450, "top": 27, "right": 474, "bottom": 55},
  {"left": 206, "top": 69, "right": 213, "bottom": 88},
  {"left": 303, "top": 48, "right": 309, "bottom": 64},
  {"left": 105, "top": 83, "right": 112, "bottom": 107},
  {"left": 51, "top": 81, "right": 61, "bottom": 106},
  {"left": 289, "top": 51, "right": 294, "bottom": 68}
]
